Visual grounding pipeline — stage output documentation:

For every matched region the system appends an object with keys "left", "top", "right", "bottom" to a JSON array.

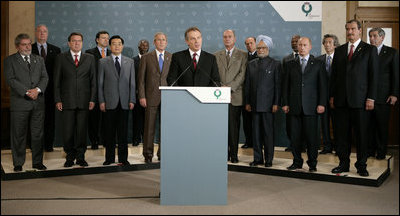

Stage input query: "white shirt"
[
  {"left": 299, "top": 54, "right": 310, "bottom": 64},
  {"left": 189, "top": 49, "right": 201, "bottom": 63},
  {"left": 377, "top": 43, "right": 384, "bottom": 55},
  {"left": 348, "top": 38, "right": 361, "bottom": 55},
  {"left": 70, "top": 50, "right": 82, "bottom": 61},
  {"left": 156, "top": 49, "right": 165, "bottom": 62},
  {"left": 112, "top": 54, "right": 122, "bottom": 64},
  {"left": 326, "top": 53, "right": 334, "bottom": 66},
  {"left": 20, "top": 54, "right": 30, "bottom": 63},
  {"left": 226, "top": 47, "right": 235, "bottom": 57}
]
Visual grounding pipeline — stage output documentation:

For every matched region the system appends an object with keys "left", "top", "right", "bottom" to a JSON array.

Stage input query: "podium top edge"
[{"left": 159, "top": 87, "right": 231, "bottom": 90}]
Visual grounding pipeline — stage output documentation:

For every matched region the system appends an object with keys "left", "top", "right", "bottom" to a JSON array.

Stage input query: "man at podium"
[{"left": 167, "top": 26, "right": 220, "bottom": 87}]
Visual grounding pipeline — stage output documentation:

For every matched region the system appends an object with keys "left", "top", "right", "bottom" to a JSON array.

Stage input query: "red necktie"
[
  {"left": 74, "top": 54, "right": 79, "bottom": 67},
  {"left": 348, "top": 44, "right": 354, "bottom": 61},
  {"left": 192, "top": 53, "right": 197, "bottom": 70}
]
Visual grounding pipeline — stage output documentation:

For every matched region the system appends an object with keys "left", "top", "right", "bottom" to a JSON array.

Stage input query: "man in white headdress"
[{"left": 244, "top": 35, "right": 281, "bottom": 167}]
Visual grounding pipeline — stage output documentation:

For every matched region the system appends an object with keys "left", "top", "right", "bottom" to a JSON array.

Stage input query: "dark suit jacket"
[
  {"left": 244, "top": 56, "right": 281, "bottom": 112},
  {"left": 375, "top": 45, "right": 399, "bottom": 104},
  {"left": 4, "top": 53, "right": 48, "bottom": 111},
  {"left": 247, "top": 51, "right": 258, "bottom": 61},
  {"left": 316, "top": 54, "right": 333, "bottom": 97},
  {"left": 282, "top": 55, "right": 327, "bottom": 116},
  {"left": 85, "top": 47, "right": 111, "bottom": 103},
  {"left": 133, "top": 55, "right": 141, "bottom": 101},
  {"left": 330, "top": 41, "right": 379, "bottom": 108},
  {"left": 138, "top": 50, "right": 172, "bottom": 107},
  {"left": 54, "top": 51, "right": 97, "bottom": 109},
  {"left": 167, "top": 49, "right": 220, "bottom": 86},
  {"left": 32, "top": 42, "right": 61, "bottom": 104}
]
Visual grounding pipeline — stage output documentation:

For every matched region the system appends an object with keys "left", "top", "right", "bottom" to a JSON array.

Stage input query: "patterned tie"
[
  {"left": 101, "top": 48, "right": 105, "bottom": 58},
  {"left": 24, "top": 56, "right": 31, "bottom": 70},
  {"left": 40, "top": 45, "right": 46, "bottom": 60},
  {"left": 301, "top": 58, "right": 307, "bottom": 73},
  {"left": 192, "top": 53, "right": 197, "bottom": 70},
  {"left": 226, "top": 50, "right": 231, "bottom": 65},
  {"left": 115, "top": 56, "right": 121, "bottom": 75},
  {"left": 348, "top": 44, "right": 354, "bottom": 61},
  {"left": 326, "top": 55, "right": 331, "bottom": 73},
  {"left": 74, "top": 54, "right": 79, "bottom": 67},
  {"left": 159, "top": 53, "right": 163, "bottom": 73}
]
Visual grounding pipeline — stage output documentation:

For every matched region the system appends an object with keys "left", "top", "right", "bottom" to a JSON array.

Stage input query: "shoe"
[
  {"left": 265, "top": 162, "right": 272, "bottom": 167},
  {"left": 45, "top": 147, "right": 54, "bottom": 152},
  {"left": 32, "top": 163, "right": 47, "bottom": 170},
  {"left": 64, "top": 160, "right": 74, "bottom": 167},
  {"left": 120, "top": 161, "right": 130, "bottom": 166},
  {"left": 231, "top": 158, "right": 239, "bottom": 163},
  {"left": 319, "top": 149, "right": 332, "bottom": 154},
  {"left": 241, "top": 144, "right": 250, "bottom": 149},
  {"left": 76, "top": 160, "right": 88, "bottom": 167},
  {"left": 331, "top": 165, "right": 349, "bottom": 173},
  {"left": 357, "top": 169, "right": 369, "bottom": 177},
  {"left": 249, "top": 161, "right": 263, "bottom": 167},
  {"left": 14, "top": 166, "right": 22, "bottom": 172},
  {"left": 103, "top": 161, "right": 114, "bottom": 165},
  {"left": 285, "top": 147, "right": 292, "bottom": 152},
  {"left": 376, "top": 155, "right": 386, "bottom": 160},
  {"left": 91, "top": 145, "right": 98, "bottom": 150},
  {"left": 132, "top": 140, "right": 140, "bottom": 146},
  {"left": 309, "top": 167, "right": 317, "bottom": 172},
  {"left": 287, "top": 164, "right": 302, "bottom": 170},
  {"left": 145, "top": 158, "right": 152, "bottom": 164},
  {"left": 367, "top": 152, "right": 376, "bottom": 158}
]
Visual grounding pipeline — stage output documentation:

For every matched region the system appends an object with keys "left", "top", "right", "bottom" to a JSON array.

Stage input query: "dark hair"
[
  {"left": 137, "top": 39, "right": 149, "bottom": 47},
  {"left": 109, "top": 35, "right": 124, "bottom": 45},
  {"left": 346, "top": 19, "right": 361, "bottom": 29},
  {"left": 322, "top": 34, "right": 340, "bottom": 47},
  {"left": 95, "top": 30, "right": 109, "bottom": 44},
  {"left": 369, "top": 27, "right": 385, "bottom": 37},
  {"left": 68, "top": 32, "right": 83, "bottom": 42},
  {"left": 184, "top": 26, "right": 201, "bottom": 41},
  {"left": 245, "top": 36, "right": 256, "bottom": 44},
  {"left": 14, "top": 33, "right": 31, "bottom": 46}
]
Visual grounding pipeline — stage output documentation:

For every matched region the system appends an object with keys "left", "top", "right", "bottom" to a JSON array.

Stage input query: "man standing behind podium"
[
  {"left": 215, "top": 29, "right": 247, "bottom": 163},
  {"left": 167, "top": 26, "right": 220, "bottom": 87},
  {"left": 138, "top": 32, "right": 171, "bottom": 163}
]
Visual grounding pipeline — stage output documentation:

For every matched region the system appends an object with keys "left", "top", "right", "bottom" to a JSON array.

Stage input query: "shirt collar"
[
  {"left": 189, "top": 49, "right": 201, "bottom": 58},
  {"left": 299, "top": 54, "right": 310, "bottom": 62},
  {"left": 112, "top": 53, "right": 122, "bottom": 62},
  {"left": 377, "top": 43, "right": 384, "bottom": 55},
  {"left": 349, "top": 38, "right": 361, "bottom": 50},
  {"left": 97, "top": 46, "right": 107, "bottom": 54},
  {"left": 226, "top": 47, "right": 235, "bottom": 56},
  {"left": 70, "top": 50, "right": 81, "bottom": 59},
  {"left": 155, "top": 49, "right": 165, "bottom": 57},
  {"left": 37, "top": 42, "right": 47, "bottom": 49}
]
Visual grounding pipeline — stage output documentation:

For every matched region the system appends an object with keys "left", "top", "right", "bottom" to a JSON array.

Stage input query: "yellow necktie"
[{"left": 101, "top": 49, "right": 105, "bottom": 58}]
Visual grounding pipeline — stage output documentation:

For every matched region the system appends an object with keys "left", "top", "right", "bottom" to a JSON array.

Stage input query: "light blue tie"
[
  {"left": 326, "top": 56, "right": 331, "bottom": 73},
  {"left": 159, "top": 53, "right": 163, "bottom": 73},
  {"left": 301, "top": 58, "right": 307, "bottom": 73}
]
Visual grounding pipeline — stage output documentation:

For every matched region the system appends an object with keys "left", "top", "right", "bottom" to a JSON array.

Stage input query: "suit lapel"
[
  {"left": 303, "top": 55, "right": 314, "bottom": 74},
  {"left": 16, "top": 53, "right": 30, "bottom": 72},
  {"left": 29, "top": 54, "right": 37, "bottom": 72},
  {"left": 161, "top": 52, "right": 171, "bottom": 79},
  {"left": 349, "top": 41, "right": 365, "bottom": 62},
  {"left": 151, "top": 50, "right": 161, "bottom": 74},
  {"left": 66, "top": 51, "right": 76, "bottom": 67},
  {"left": 107, "top": 56, "right": 119, "bottom": 78},
  {"left": 186, "top": 49, "right": 195, "bottom": 72}
]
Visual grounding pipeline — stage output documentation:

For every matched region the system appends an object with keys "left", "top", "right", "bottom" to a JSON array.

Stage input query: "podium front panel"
[{"left": 160, "top": 88, "right": 228, "bottom": 205}]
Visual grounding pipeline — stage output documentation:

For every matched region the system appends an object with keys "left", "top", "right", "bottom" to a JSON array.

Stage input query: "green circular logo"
[
  {"left": 214, "top": 89, "right": 222, "bottom": 99},
  {"left": 302, "top": 2, "right": 312, "bottom": 17}
]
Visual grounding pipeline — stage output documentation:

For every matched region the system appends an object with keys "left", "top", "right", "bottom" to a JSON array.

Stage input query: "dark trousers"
[
  {"left": 228, "top": 104, "right": 242, "bottom": 160},
  {"left": 368, "top": 104, "right": 391, "bottom": 157},
  {"left": 242, "top": 107, "right": 253, "bottom": 147},
  {"left": 252, "top": 112, "right": 274, "bottom": 164},
  {"left": 287, "top": 113, "right": 319, "bottom": 168},
  {"left": 103, "top": 104, "right": 129, "bottom": 163},
  {"left": 43, "top": 101, "right": 55, "bottom": 150},
  {"left": 88, "top": 103, "right": 102, "bottom": 146},
  {"left": 62, "top": 109, "right": 89, "bottom": 162},
  {"left": 320, "top": 105, "right": 335, "bottom": 150},
  {"left": 335, "top": 107, "right": 370, "bottom": 170},
  {"left": 132, "top": 103, "right": 145, "bottom": 143},
  {"left": 10, "top": 109, "right": 44, "bottom": 167},
  {"left": 143, "top": 105, "right": 160, "bottom": 159}
]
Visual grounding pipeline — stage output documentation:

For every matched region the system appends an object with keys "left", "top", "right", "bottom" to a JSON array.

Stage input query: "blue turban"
[{"left": 256, "top": 35, "right": 273, "bottom": 49}]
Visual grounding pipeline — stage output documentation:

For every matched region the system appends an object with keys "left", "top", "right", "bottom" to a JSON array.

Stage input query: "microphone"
[
  {"left": 196, "top": 65, "right": 220, "bottom": 87},
  {"left": 170, "top": 63, "right": 192, "bottom": 87}
]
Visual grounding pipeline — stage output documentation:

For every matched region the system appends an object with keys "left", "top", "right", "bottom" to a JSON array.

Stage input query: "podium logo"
[
  {"left": 214, "top": 89, "right": 222, "bottom": 99},
  {"left": 302, "top": 2, "right": 312, "bottom": 17}
]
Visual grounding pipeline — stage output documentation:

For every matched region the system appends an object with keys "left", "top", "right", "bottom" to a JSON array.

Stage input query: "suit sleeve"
[
  {"left": 4, "top": 57, "right": 30, "bottom": 97},
  {"left": 329, "top": 49, "right": 338, "bottom": 99},
  {"left": 210, "top": 55, "right": 221, "bottom": 86},
  {"left": 37, "top": 57, "right": 49, "bottom": 94},
  {"left": 274, "top": 61, "right": 281, "bottom": 106},
  {"left": 391, "top": 50, "right": 399, "bottom": 97},
  {"left": 137, "top": 55, "right": 147, "bottom": 99},
  {"left": 53, "top": 54, "right": 62, "bottom": 103},
  {"left": 167, "top": 53, "right": 179, "bottom": 86},
  {"left": 318, "top": 61, "right": 328, "bottom": 106},
  {"left": 130, "top": 59, "right": 136, "bottom": 103},
  {"left": 367, "top": 46, "right": 379, "bottom": 100},
  {"left": 89, "top": 56, "right": 97, "bottom": 102},
  {"left": 244, "top": 63, "right": 251, "bottom": 105},
  {"left": 97, "top": 59, "right": 105, "bottom": 104},
  {"left": 281, "top": 61, "right": 289, "bottom": 106},
  {"left": 227, "top": 52, "right": 247, "bottom": 92}
]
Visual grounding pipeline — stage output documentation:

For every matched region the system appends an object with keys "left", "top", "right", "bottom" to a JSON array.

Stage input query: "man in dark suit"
[
  {"left": 4, "top": 33, "right": 48, "bottom": 172},
  {"left": 330, "top": 20, "right": 379, "bottom": 176},
  {"left": 132, "top": 39, "right": 149, "bottom": 147},
  {"left": 282, "top": 37, "right": 327, "bottom": 172},
  {"left": 167, "top": 26, "right": 220, "bottom": 87},
  {"left": 54, "top": 32, "right": 96, "bottom": 167},
  {"left": 98, "top": 35, "right": 135, "bottom": 166},
  {"left": 241, "top": 36, "right": 258, "bottom": 149},
  {"left": 32, "top": 24, "right": 61, "bottom": 152},
  {"left": 138, "top": 33, "right": 171, "bottom": 163},
  {"left": 85, "top": 30, "right": 110, "bottom": 150},
  {"left": 367, "top": 27, "right": 399, "bottom": 160},
  {"left": 316, "top": 34, "right": 340, "bottom": 154},
  {"left": 244, "top": 35, "right": 281, "bottom": 167}
]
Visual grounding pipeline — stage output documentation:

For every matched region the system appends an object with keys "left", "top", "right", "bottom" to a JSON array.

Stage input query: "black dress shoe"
[
  {"left": 145, "top": 158, "right": 152, "bottom": 164},
  {"left": 249, "top": 161, "right": 263, "bottom": 167},
  {"left": 265, "top": 162, "right": 272, "bottom": 167},
  {"left": 103, "top": 161, "right": 114, "bottom": 165},
  {"left": 376, "top": 155, "right": 386, "bottom": 160},
  {"left": 241, "top": 144, "right": 250, "bottom": 149},
  {"left": 331, "top": 165, "right": 349, "bottom": 173},
  {"left": 45, "top": 147, "right": 54, "bottom": 152},
  {"left": 231, "top": 158, "right": 239, "bottom": 163},
  {"left": 357, "top": 169, "right": 369, "bottom": 177},
  {"left": 309, "top": 167, "right": 317, "bottom": 172},
  {"left": 91, "top": 145, "right": 99, "bottom": 150},
  {"left": 120, "top": 161, "right": 130, "bottom": 166},
  {"left": 285, "top": 147, "right": 292, "bottom": 152},
  {"left": 32, "top": 164, "right": 47, "bottom": 170},
  {"left": 132, "top": 140, "right": 140, "bottom": 146},
  {"left": 14, "top": 166, "right": 22, "bottom": 172},
  {"left": 76, "top": 160, "right": 89, "bottom": 167},
  {"left": 319, "top": 149, "right": 332, "bottom": 154},
  {"left": 367, "top": 152, "right": 376, "bottom": 158},
  {"left": 64, "top": 160, "right": 74, "bottom": 167},
  {"left": 287, "top": 164, "right": 302, "bottom": 170}
]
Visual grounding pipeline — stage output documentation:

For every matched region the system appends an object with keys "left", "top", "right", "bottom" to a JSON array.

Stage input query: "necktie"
[
  {"left": 326, "top": 56, "right": 331, "bottom": 73},
  {"left": 24, "top": 56, "right": 31, "bottom": 70},
  {"left": 295, "top": 53, "right": 299, "bottom": 58},
  {"left": 115, "top": 56, "right": 121, "bottom": 75},
  {"left": 74, "top": 54, "right": 79, "bottom": 67},
  {"left": 301, "top": 58, "right": 307, "bottom": 73},
  {"left": 193, "top": 53, "right": 197, "bottom": 70},
  {"left": 101, "top": 48, "right": 105, "bottom": 58},
  {"left": 226, "top": 50, "right": 231, "bottom": 65},
  {"left": 159, "top": 53, "right": 164, "bottom": 73},
  {"left": 40, "top": 45, "right": 46, "bottom": 60},
  {"left": 348, "top": 44, "right": 354, "bottom": 61}
]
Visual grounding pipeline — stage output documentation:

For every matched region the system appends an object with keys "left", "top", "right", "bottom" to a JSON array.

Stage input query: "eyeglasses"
[{"left": 256, "top": 46, "right": 268, "bottom": 50}]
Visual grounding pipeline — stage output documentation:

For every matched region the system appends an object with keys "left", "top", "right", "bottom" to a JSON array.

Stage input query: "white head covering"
[{"left": 256, "top": 35, "right": 273, "bottom": 49}]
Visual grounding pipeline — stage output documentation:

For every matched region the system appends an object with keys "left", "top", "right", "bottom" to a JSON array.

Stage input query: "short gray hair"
[
  {"left": 14, "top": 33, "right": 31, "bottom": 46},
  {"left": 369, "top": 27, "right": 385, "bottom": 37}
]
